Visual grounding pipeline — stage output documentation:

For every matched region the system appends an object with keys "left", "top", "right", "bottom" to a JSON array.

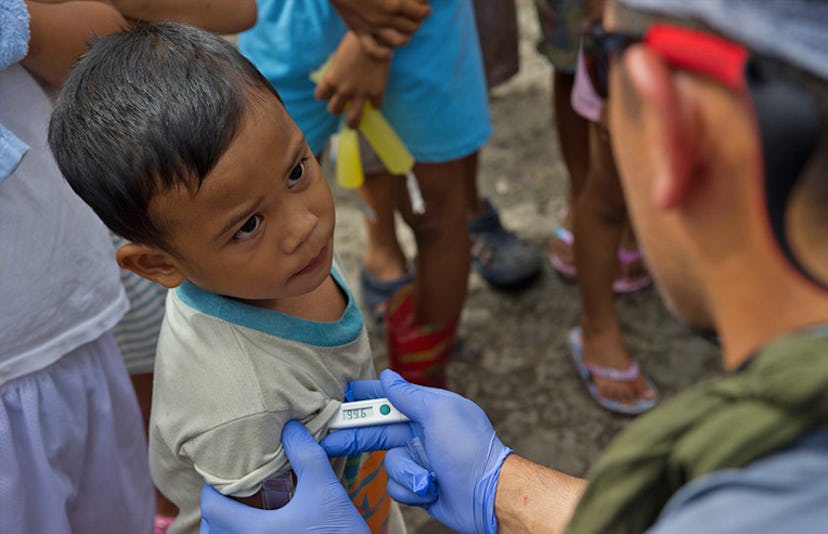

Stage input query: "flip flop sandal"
[
  {"left": 548, "top": 225, "right": 578, "bottom": 281},
  {"left": 154, "top": 515, "right": 175, "bottom": 534},
  {"left": 613, "top": 248, "right": 653, "bottom": 293},
  {"left": 469, "top": 198, "right": 542, "bottom": 290},
  {"left": 567, "top": 327, "right": 659, "bottom": 415},
  {"left": 547, "top": 225, "right": 652, "bottom": 294},
  {"left": 384, "top": 284, "right": 458, "bottom": 388},
  {"left": 359, "top": 266, "right": 413, "bottom": 337}
]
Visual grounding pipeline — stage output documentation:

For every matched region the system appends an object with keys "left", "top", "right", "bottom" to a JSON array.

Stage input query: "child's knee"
[
  {"left": 402, "top": 205, "right": 468, "bottom": 247},
  {"left": 579, "top": 184, "right": 628, "bottom": 226}
]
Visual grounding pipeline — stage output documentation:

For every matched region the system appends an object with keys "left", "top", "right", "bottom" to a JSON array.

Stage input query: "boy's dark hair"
[{"left": 48, "top": 22, "right": 280, "bottom": 248}]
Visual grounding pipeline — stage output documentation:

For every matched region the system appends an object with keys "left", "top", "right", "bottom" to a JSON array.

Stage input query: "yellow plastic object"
[
  {"left": 358, "top": 104, "right": 423, "bottom": 213},
  {"left": 309, "top": 59, "right": 330, "bottom": 85},
  {"left": 357, "top": 103, "right": 413, "bottom": 175},
  {"left": 311, "top": 58, "right": 425, "bottom": 212},
  {"left": 336, "top": 125, "right": 364, "bottom": 189}
]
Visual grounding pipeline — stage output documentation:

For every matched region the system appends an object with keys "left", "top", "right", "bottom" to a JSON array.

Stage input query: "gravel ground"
[{"left": 329, "top": 1, "right": 722, "bottom": 530}]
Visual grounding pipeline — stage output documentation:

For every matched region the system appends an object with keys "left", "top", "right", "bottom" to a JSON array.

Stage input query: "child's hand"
[
  {"left": 331, "top": 0, "right": 430, "bottom": 59},
  {"left": 314, "top": 32, "right": 391, "bottom": 128}
]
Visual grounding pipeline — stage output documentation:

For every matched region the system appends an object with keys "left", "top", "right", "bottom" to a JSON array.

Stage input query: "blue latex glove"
[
  {"left": 199, "top": 420, "right": 369, "bottom": 534},
  {"left": 322, "top": 369, "right": 513, "bottom": 534}
]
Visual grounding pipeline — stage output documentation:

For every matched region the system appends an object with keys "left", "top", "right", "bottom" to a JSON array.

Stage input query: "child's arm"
[
  {"left": 28, "top": 0, "right": 256, "bottom": 34},
  {"left": 331, "top": 0, "right": 430, "bottom": 59},
  {"left": 105, "top": 0, "right": 257, "bottom": 34},
  {"left": 314, "top": 31, "right": 391, "bottom": 128},
  {"left": 22, "top": 1, "right": 127, "bottom": 88}
]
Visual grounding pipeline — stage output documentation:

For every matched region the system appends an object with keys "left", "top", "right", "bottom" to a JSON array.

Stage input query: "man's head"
[
  {"left": 602, "top": 0, "right": 828, "bottom": 363},
  {"left": 49, "top": 23, "right": 336, "bottom": 304}
]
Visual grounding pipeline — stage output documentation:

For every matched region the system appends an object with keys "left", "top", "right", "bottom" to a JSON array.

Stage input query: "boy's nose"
[{"left": 280, "top": 210, "right": 319, "bottom": 255}]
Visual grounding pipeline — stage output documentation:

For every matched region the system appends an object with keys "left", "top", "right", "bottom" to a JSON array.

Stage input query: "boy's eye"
[
  {"left": 233, "top": 214, "right": 262, "bottom": 240},
  {"left": 288, "top": 158, "right": 308, "bottom": 188}
]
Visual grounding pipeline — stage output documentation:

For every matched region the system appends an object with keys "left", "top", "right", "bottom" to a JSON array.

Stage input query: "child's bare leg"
[
  {"left": 554, "top": 71, "right": 589, "bottom": 201},
  {"left": 357, "top": 172, "right": 408, "bottom": 281},
  {"left": 464, "top": 151, "right": 541, "bottom": 289},
  {"left": 550, "top": 71, "right": 589, "bottom": 268},
  {"left": 574, "top": 124, "right": 655, "bottom": 404},
  {"left": 399, "top": 157, "right": 471, "bottom": 324},
  {"left": 463, "top": 151, "right": 486, "bottom": 216},
  {"left": 617, "top": 220, "right": 650, "bottom": 285}
]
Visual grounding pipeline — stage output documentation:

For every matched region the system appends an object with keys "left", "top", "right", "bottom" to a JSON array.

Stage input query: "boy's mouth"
[{"left": 294, "top": 245, "right": 327, "bottom": 277}]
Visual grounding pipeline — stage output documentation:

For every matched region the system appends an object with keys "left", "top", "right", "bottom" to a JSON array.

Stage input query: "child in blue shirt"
[{"left": 239, "top": 0, "right": 510, "bottom": 387}]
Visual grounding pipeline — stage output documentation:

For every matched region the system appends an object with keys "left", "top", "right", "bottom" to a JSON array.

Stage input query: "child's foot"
[
  {"left": 359, "top": 266, "right": 412, "bottom": 336},
  {"left": 548, "top": 208, "right": 577, "bottom": 281},
  {"left": 469, "top": 198, "right": 542, "bottom": 290},
  {"left": 614, "top": 224, "right": 652, "bottom": 293},
  {"left": 384, "top": 284, "right": 458, "bottom": 388},
  {"left": 548, "top": 208, "right": 652, "bottom": 294},
  {"left": 567, "top": 326, "right": 658, "bottom": 415}
]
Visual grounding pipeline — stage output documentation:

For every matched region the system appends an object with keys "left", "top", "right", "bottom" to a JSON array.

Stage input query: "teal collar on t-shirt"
[{"left": 175, "top": 264, "right": 363, "bottom": 347}]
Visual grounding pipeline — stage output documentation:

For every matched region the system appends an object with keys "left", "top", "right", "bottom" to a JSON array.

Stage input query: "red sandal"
[{"left": 384, "top": 284, "right": 458, "bottom": 388}]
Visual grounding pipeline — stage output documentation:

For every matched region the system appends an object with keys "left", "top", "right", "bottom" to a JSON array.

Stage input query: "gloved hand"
[
  {"left": 200, "top": 420, "right": 369, "bottom": 534},
  {"left": 322, "top": 369, "right": 513, "bottom": 534}
]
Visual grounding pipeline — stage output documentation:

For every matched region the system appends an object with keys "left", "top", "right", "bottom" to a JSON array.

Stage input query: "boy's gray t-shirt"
[{"left": 149, "top": 264, "right": 381, "bottom": 533}]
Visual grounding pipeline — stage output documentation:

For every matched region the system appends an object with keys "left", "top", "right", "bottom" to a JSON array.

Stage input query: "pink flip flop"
[
  {"left": 548, "top": 224, "right": 652, "bottom": 294},
  {"left": 567, "top": 327, "right": 659, "bottom": 415}
]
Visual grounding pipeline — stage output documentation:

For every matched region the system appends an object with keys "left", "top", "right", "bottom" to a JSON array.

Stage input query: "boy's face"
[{"left": 147, "top": 92, "right": 336, "bottom": 308}]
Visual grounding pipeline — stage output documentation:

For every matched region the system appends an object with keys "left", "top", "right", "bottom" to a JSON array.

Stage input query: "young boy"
[
  {"left": 49, "top": 23, "right": 403, "bottom": 534},
  {"left": 238, "top": 0, "right": 508, "bottom": 387}
]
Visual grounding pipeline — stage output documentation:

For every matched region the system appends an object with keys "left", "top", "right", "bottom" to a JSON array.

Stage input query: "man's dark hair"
[{"left": 48, "top": 22, "right": 280, "bottom": 248}]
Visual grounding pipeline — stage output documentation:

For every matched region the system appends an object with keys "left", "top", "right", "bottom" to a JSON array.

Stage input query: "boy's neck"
[{"left": 236, "top": 274, "right": 347, "bottom": 322}]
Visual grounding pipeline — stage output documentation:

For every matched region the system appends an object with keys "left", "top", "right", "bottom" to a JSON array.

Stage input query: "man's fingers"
[
  {"left": 281, "top": 420, "right": 330, "bottom": 483},
  {"left": 387, "top": 477, "right": 436, "bottom": 506},
  {"left": 384, "top": 447, "right": 438, "bottom": 499},
  {"left": 321, "top": 423, "right": 413, "bottom": 456},
  {"left": 344, "top": 379, "right": 384, "bottom": 401},
  {"left": 380, "top": 369, "right": 438, "bottom": 421},
  {"left": 199, "top": 484, "right": 273, "bottom": 532}
]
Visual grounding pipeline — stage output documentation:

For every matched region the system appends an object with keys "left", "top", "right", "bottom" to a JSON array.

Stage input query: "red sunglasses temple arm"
[{"left": 644, "top": 24, "right": 749, "bottom": 92}]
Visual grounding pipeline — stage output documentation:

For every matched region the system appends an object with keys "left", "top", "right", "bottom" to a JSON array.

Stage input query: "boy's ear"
[
  {"left": 116, "top": 243, "right": 186, "bottom": 289},
  {"left": 623, "top": 46, "right": 702, "bottom": 210}
]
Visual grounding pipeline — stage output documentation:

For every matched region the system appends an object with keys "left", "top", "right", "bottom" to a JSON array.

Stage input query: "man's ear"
[
  {"left": 623, "top": 46, "right": 702, "bottom": 210},
  {"left": 116, "top": 243, "right": 186, "bottom": 289}
]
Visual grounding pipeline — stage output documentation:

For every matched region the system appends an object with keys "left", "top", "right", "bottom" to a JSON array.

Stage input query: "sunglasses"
[
  {"left": 581, "top": 21, "right": 748, "bottom": 99},
  {"left": 582, "top": 21, "right": 825, "bottom": 289}
]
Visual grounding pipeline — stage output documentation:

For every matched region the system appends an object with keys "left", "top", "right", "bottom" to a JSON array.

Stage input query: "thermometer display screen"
[{"left": 343, "top": 406, "right": 374, "bottom": 420}]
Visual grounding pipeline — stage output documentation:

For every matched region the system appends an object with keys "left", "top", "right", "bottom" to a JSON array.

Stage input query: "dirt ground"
[{"left": 329, "top": 1, "right": 723, "bottom": 531}]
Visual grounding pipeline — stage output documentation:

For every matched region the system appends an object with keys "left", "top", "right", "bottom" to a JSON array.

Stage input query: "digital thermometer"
[{"left": 327, "top": 398, "right": 410, "bottom": 429}]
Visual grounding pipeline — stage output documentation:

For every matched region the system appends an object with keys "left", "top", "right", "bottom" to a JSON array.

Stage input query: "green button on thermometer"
[{"left": 327, "top": 398, "right": 410, "bottom": 429}]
